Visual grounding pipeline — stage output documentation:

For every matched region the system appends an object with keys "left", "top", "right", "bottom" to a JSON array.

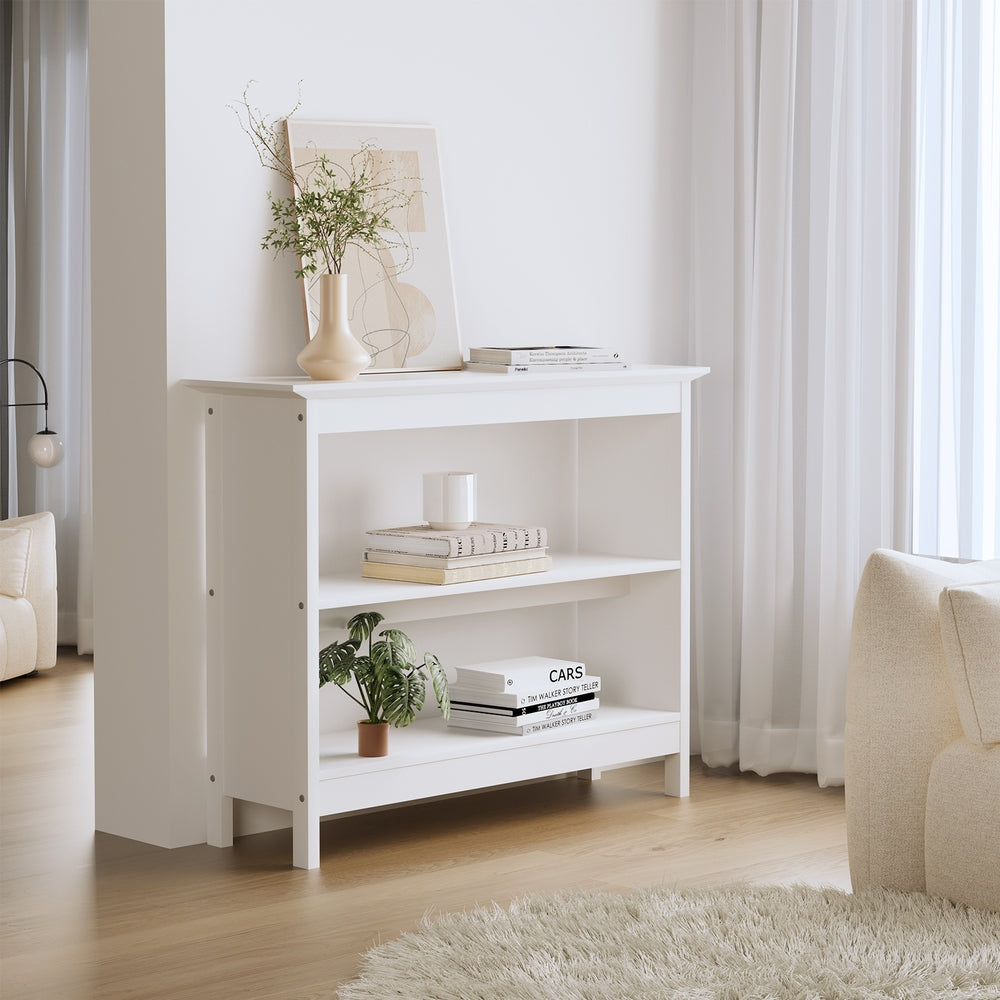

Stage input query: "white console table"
[{"left": 187, "top": 364, "right": 708, "bottom": 868}]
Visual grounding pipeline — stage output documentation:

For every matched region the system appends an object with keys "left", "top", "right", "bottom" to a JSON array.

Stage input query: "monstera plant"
[{"left": 319, "top": 611, "right": 450, "bottom": 757}]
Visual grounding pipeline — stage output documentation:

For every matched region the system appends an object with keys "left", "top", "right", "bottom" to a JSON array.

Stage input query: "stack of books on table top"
[
  {"left": 362, "top": 522, "right": 550, "bottom": 585},
  {"left": 463, "top": 346, "right": 630, "bottom": 375},
  {"left": 447, "top": 656, "right": 601, "bottom": 735}
]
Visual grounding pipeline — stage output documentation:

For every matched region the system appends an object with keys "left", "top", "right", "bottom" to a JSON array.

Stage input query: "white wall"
[{"left": 91, "top": 0, "right": 696, "bottom": 847}]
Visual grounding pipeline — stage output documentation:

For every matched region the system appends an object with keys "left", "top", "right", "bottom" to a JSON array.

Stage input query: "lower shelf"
[{"left": 315, "top": 705, "right": 681, "bottom": 817}]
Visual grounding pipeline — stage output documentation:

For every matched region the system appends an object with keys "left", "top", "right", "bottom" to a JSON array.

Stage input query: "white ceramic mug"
[{"left": 423, "top": 471, "right": 477, "bottom": 530}]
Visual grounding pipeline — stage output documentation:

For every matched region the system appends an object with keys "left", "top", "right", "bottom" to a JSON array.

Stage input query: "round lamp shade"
[{"left": 28, "top": 430, "right": 65, "bottom": 468}]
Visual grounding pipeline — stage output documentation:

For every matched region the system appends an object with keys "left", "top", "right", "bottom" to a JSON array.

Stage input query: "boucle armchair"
[
  {"left": 0, "top": 511, "right": 58, "bottom": 682},
  {"left": 845, "top": 548, "right": 1000, "bottom": 912}
]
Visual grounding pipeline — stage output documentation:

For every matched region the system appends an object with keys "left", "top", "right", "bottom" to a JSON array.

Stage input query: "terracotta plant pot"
[{"left": 357, "top": 720, "right": 390, "bottom": 758}]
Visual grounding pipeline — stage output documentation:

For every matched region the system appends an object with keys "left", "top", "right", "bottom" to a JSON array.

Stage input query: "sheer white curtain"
[
  {"left": 689, "top": 0, "right": 913, "bottom": 785},
  {"left": 7, "top": 0, "right": 92, "bottom": 651},
  {"left": 912, "top": 0, "right": 1000, "bottom": 561}
]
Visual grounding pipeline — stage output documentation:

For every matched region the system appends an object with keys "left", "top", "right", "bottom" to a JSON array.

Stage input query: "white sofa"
[
  {"left": 0, "top": 511, "right": 58, "bottom": 682},
  {"left": 845, "top": 548, "right": 1000, "bottom": 912}
]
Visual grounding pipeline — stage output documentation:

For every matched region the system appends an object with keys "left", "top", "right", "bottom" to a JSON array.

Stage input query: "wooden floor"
[{"left": 1, "top": 652, "right": 851, "bottom": 1000}]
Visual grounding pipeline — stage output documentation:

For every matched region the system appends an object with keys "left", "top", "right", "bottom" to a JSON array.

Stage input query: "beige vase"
[
  {"left": 297, "top": 273, "right": 371, "bottom": 381},
  {"left": 357, "top": 720, "right": 390, "bottom": 758}
]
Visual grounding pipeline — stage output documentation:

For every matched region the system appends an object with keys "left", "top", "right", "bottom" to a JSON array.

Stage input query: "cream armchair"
[
  {"left": 845, "top": 549, "right": 1000, "bottom": 912},
  {"left": 0, "top": 511, "right": 58, "bottom": 682}
]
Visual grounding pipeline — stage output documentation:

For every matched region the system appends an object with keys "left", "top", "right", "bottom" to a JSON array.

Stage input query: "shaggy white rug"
[{"left": 336, "top": 884, "right": 1000, "bottom": 1000}]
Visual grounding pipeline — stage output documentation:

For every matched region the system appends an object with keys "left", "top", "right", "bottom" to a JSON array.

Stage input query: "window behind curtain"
[{"left": 912, "top": 0, "right": 1000, "bottom": 560}]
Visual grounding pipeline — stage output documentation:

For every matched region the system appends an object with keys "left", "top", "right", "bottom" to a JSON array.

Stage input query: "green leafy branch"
[
  {"left": 231, "top": 82, "right": 421, "bottom": 278},
  {"left": 319, "top": 611, "right": 450, "bottom": 727}
]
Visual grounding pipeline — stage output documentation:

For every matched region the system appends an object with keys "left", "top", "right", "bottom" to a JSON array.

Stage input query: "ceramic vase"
[
  {"left": 297, "top": 273, "right": 371, "bottom": 381},
  {"left": 357, "top": 720, "right": 390, "bottom": 758}
]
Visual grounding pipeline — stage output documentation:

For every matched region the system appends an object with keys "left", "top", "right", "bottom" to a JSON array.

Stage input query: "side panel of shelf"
[
  {"left": 576, "top": 405, "right": 690, "bottom": 795},
  {"left": 204, "top": 393, "right": 315, "bottom": 853}
]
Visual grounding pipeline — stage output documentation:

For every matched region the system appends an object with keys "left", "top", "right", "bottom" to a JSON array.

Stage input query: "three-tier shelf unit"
[{"left": 187, "top": 364, "right": 708, "bottom": 868}]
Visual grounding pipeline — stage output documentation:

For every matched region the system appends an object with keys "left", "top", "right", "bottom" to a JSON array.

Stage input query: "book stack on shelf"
[
  {"left": 447, "top": 656, "right": 601, "bottom": 736},
  {"left": 362, "top": 522, "right": 550, "bottom": 585},
  {"left": 463, "top": 346, "right": 630, "bottom": 375}
]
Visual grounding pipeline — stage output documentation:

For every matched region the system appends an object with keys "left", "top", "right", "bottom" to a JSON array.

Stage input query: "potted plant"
[
  {"left": 233, "top": 84, "right": 419, "bottom": 380},
  {"left": 319, "top": 611, "right": 450, "bottom": 757}
]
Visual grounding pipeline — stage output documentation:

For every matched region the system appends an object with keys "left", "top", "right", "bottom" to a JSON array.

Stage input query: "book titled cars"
[{"left": 446, "top": 656, "right": 601, "bottom": 736}]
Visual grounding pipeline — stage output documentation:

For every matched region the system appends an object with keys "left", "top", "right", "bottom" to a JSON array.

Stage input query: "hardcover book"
[
  {"left": 361, "top": 555, "right": 551, "bottom": 585},
  {"left": 447, "top": 675, "right": 601, "bottom": 709},
  {"left": 449, "top": 698, "right": 599, "bottom": 729},
  {"left": 364, "top": 522, "right": 548, "bottom": 558},
  {"left": 448, "top": 690, "right": 598, "bottom": 717},
  {"left": 468, "top": 346, "right": 622, "bottom": 364},
  {"left": 463, "top": 361, "right": 631, "bottom": 375},
  {"left": 362, "top": 547, "right": 549, "bottom": 570},
  {"left": 447, "top": 707, "right": 599, "bottom": 736},
  {"left": 453, "top": 655, "right": 586, "bottom": 692}
]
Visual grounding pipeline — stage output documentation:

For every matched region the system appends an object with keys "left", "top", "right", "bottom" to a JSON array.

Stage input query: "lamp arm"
[
  {"left": 1, "top": 358, "right": 51, "bottom": 431},
  {"left": 1, "top": 357, "right": 63, "bottom": 469}
]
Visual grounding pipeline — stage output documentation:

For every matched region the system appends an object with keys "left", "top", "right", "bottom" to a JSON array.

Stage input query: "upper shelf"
[
  {"left": 185, "top": 364, "right": 710, "bottom": 399},
  {"left": 318, "top": 552, "right": 680, "bottom": 617},
  {"left": 315, "top": 555, "right": 681, "bottom": 627},
  {"left": 185, "top": 365, "right": 710, "bottom": 433}
]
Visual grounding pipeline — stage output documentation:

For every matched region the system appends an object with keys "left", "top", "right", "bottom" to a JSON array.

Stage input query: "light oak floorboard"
[{"left": 1, "top": 653, "right": 850, "bottom": 999}]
